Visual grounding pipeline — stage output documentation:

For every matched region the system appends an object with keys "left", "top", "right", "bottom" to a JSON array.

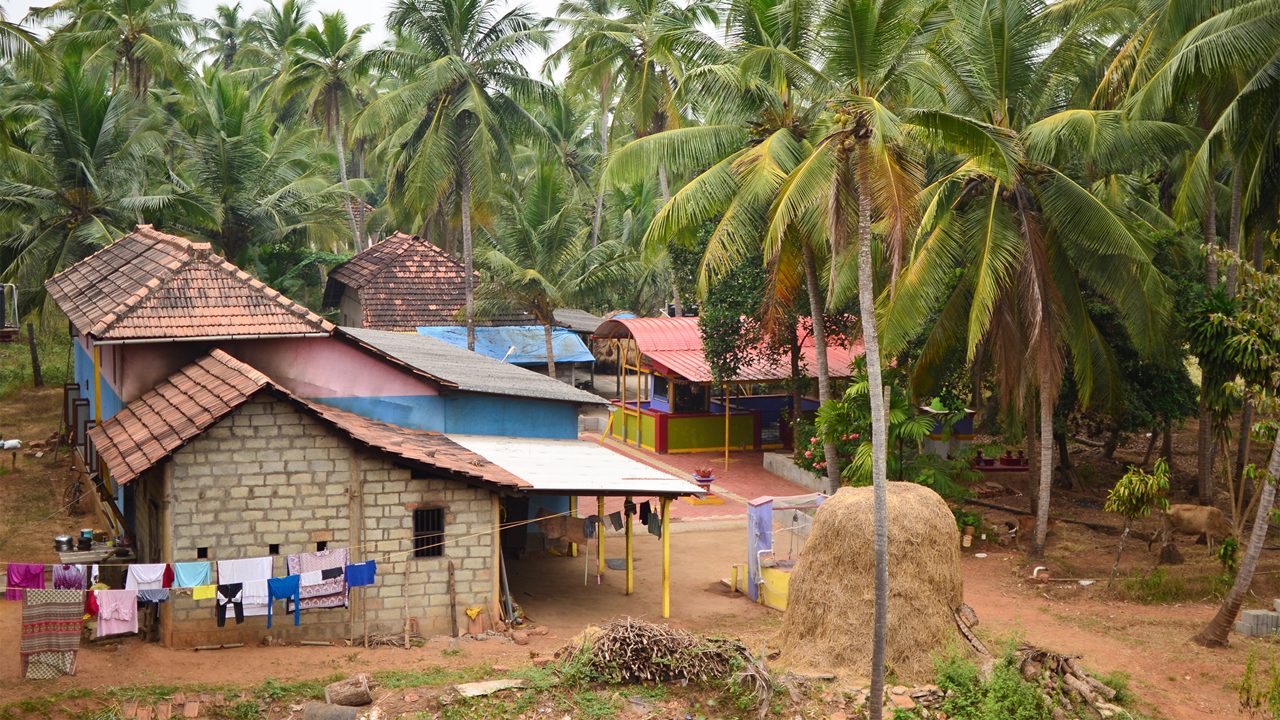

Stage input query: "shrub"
[{"left": 935, "top": 651, "right": 1053, "bottom": 720}]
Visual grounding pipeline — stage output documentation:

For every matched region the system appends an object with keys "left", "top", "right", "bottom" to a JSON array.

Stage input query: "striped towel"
[{"left": 21, "top": 589, "right": 83, "bottom": 679}]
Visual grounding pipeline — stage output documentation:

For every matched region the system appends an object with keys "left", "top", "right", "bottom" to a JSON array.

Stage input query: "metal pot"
[
  {"left": 54, "top": 535, "right": 74, "bottom": 552},
  {"left": 76, "top": 536, "right": 92, "bottom": 551}
]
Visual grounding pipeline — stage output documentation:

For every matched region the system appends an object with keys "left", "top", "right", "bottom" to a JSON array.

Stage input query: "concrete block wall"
[{"left": 160, "top": 395, "right": 495, "bottom": 648}]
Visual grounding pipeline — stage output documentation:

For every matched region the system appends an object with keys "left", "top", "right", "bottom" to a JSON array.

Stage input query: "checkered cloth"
[{"left": 21, "top": 589, "right": 83, "bottom": 679}]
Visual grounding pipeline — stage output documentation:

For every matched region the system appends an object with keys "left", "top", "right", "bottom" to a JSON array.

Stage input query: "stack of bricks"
[
  {"left": 1234, "top": 608, "right": 1280, "bottom": 637},
  {"left": 156, "top": 395, "right": 496, "bottom": 648}
]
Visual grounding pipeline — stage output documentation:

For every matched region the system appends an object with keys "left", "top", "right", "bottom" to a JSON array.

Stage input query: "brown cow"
[
  {"left": 1154, "top": 504, "right": 1233, "bottom": 554},
  {"left": 1005, "top": 516, "right": 1058, "bottom": 549}
]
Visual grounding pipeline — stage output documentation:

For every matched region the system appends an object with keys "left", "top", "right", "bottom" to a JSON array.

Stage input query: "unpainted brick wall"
[{"left": 158, "top": 395, "right": 495, "bottom": 647}]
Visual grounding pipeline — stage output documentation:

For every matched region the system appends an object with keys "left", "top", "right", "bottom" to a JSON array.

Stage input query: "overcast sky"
[{"left": 1, "top": 0, "right": 565, "bottom": 75}]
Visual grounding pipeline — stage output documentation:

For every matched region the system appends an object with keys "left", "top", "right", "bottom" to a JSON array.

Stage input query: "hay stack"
[{"left": 777, "top": 482, "right": 963, "bottom": 682}]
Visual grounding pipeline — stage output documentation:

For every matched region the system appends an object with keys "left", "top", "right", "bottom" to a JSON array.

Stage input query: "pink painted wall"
[
  {"left": 224, "top": 337, "right": 438, "bottom": 399},
  {"left": 120, "top": 343, "right": 210, "bottom": 402}
]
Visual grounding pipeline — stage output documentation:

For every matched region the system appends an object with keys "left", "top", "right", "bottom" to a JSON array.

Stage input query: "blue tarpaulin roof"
[{"left": 416, "top": 325, "right": 595, "bottom": 365}]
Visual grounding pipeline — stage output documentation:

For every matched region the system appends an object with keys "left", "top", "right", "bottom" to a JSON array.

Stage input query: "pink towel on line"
[
  {"left": 95, "top": 589, "right": 138, "bottom": 638},
  {"left": 6, "top": 563, "right": 45, "bottom": 601}
]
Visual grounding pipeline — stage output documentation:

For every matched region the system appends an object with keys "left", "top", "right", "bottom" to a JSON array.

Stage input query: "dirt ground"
[{"left": 0, "top": 386, "right": 1276, "bottom": 718}]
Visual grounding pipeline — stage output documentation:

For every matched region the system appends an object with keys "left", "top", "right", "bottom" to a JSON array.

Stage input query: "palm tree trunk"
[
  {"left": 333, "top": 109, "right": 361, "bottom": 255},
  {"left": 1031, "top": 366, "right": 1054, "bottom": 558},
  {"left": 1193, "top": 429, "right": 1280, "bottom": 647},
  {"left": 1026, "top": 399, "right": 1039, "bottom": 520},
  {"left": 1197, "top": 407, "right": 1215, "bottom": 502},
  {"left": 1224, "top": 166, "right": 1243, "bottom": 295},
  {"left": 589, "top": 73, "right": 612, "bottom": 249},
  {"left": 856, "top": 146, "right": 890, "bottom": 720},
  {"left": 802, "top": 242, "right": 841, "bottom": 492},
  {"left": 460, "top": 167, "right": 476, "bottom": 351},
  {"left": 658, "top": 164, "right": 683, "bottom": 317},
  {"left": 543, "top": 322, "right": 557, "bottom": 379},
  {"left": 1203, "top": 162, "right": 1218, "bottom": 289}
]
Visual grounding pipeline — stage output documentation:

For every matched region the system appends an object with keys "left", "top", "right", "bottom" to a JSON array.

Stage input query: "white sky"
[{"left": 1, "top": 0, "right": 565, "bottom": 76}]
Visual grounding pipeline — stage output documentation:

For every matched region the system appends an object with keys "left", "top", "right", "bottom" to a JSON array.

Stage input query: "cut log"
[
  {"left": 301, "top": 703, "right": 360, "bottom": 720},
  {"left": 324, "top": 674, "right": 373, "bottom": 706}
]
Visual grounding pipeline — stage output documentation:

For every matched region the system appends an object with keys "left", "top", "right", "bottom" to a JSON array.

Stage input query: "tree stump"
[{"left": 324, "top": 674, "right": 373, "bottom": 706}]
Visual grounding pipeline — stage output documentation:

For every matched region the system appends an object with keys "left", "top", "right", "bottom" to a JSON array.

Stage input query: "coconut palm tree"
[
  {"left": 355, "top": 0, "right": 550, "bottom": 350},
  {"left": 0, "top": 62, "right": 162, "bottom": 308},
  {"left": 242, "top": 0, "right": 312, "bottom": 91},
  {"left": 286, "top": 12, "right": 371, "bottom": 253},
  {"left": 882, "top": 0, "right": 1177, "bottom": 560},
  {"left": 0, "top": 8, "right": 42, "bottom": 63},
  {"left": 476, "top": 152, "right": 633, "bottom": 376},
  {"left": 38, "top": 0, "right": 195, "bottom": 95},
  {"left": 157, "top": 72, "right": 352, "bottom": 261},
  {"left": 194, "top": 3, "right": 254, "bottom": 70}
]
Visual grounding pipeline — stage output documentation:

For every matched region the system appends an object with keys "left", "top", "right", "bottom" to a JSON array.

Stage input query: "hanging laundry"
[
  {"left": 171, "top": 562, "right": 212, "bottom": 589},
  {"left": 52, "top": 564, "right": 85, "bottom": 591},
  {"left": 286, "top": 549, "right": 348, "bottom": 610},
  {"left": 217, "top": 558, "right": 274, "bottom": 617},
  {"left": 344, "top": 561, "right": 376, "bottom": 588},
  {"left": 299, "top": 570, "right": 323, "bottom": 587},
  {"left": 639, "top": 501, "right": 652, "bottom": 526},
  {"left": 266, "top": 576, "right": 301, "bottom": 629},
  {"left": 583, "top": 515, "right": 601, "bottom": 539},
  {"left": 192, "top": 585, "right": 216, "bottom": 601},
  {"left": 215, "top": 584, "right": 244, "bottom": 627},
  {"left": 125, "top": 564, "right": 171, "bottom": 591},
  {"left": 137, "top": 589, "right": 169, "bottom": 603},
  {"left": 320, "top": 567, "right": 344, "bottom": 581},
  {"left": 96, "top": 589, "right": 138, "bottom": 637},
  {"left": 608, "top": 512, "right": 623, "bottom": 531},
  {"left": 649, "top": 514, "right": 662, "bottom": 539},
  {"left": 6, "top": 563, "right": 45, "bottom": 601},
  {"left": 20, "top": 588, "right": 83, "bottom": 679}
]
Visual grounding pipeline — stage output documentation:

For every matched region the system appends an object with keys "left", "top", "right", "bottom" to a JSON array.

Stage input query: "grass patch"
[
  {"left": 0, "top": 327, "right": 72, "bottom": 400},
  {"left": 1111, "top": 568, "right": 1222, "bottom": 604},
  {"left": 571, "top": 690, "right": 621, "bottom": 719},
  {"left": 373, "top": 665, "right": 490, "bottom": 689}
]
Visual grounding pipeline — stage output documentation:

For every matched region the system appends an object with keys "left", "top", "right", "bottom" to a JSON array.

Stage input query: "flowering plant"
[{"left": 693, "top": 467, "right": 715, "bottom": 479}]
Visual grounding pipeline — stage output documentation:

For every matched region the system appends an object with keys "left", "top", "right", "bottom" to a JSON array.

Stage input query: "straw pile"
[
  {"left": 777, "top": 482, "right": 964, "bottom": 682},
  {"left": 558, "top": 617, "right": 759, "bottom": 685}
]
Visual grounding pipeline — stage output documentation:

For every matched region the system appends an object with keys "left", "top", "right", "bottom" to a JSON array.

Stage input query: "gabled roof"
[
  {"left": 594, "top": 316, "right": 862, "bottom": 384},
  {"left": 87, "top": 348, "right": 526, "bottom": 489},
  {"left": 339, "top": 327, "right": 607, "bottom": 406},
  {"left": 323, "top": 232, "right": 529, "bottom": 330},
  {"left": 46, "top": 225, "right": 333, "bottom": 342}
]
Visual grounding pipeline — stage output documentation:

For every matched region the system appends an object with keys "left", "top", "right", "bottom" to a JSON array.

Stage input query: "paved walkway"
[{"left": 578, "top": 435, "right": 815, "bottom": 524}]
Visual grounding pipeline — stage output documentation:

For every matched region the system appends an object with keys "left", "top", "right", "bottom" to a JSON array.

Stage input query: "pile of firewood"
[
  {"left": 557, "top": 617, "right": 761, "bottom": 686},
  {"left": 1015, "top": 644, "right": 1125, "bottom": 718}
]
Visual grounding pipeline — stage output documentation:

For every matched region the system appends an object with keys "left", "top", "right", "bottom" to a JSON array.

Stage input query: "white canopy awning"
[{"left": 446, "top": 435, "right": 706, "bottom": 496}]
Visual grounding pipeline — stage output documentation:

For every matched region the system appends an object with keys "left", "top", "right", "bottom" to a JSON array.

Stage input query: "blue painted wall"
[
  {"left": 311, "top": 393, "right": 580, "bottom": 440},
  {"left": 73, "top": 341, "right": 123, "bottom": 422}
]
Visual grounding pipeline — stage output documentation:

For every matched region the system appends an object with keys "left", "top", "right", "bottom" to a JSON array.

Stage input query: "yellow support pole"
[
  {"left": 661, "top": 496, "right": 671, "bottom": 618},
  {"left": 597, "top": 496, "right": 605, "bottom": 577},
  {"left": 723, "top": 383, "right": 730, "bottom": 472},
  {"left": 619, "top": 344, "right": 626, "bottom": 444},
  {"left": 633, "top": 341, "right": 641, "bottom": 447},
  {"left": 569, "top": 496, "right": 578, "bottom": 558},
  {"left": 625, "top": 495, "right": 634, "bottom": 595}
]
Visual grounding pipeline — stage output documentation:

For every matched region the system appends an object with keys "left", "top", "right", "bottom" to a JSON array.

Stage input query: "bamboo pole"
[
  {"left": 661, "top": 496, "right": 671, "bottom": 618},
  {"left": 625, "top": 495, "right": 634, "bottom": 595}
]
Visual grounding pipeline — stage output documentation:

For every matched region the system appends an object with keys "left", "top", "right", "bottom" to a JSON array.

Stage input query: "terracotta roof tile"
[
  {"left": 87, "top": 349, "right": 525, "bottom": 489},
  {"left": 324, "top": 232, "right": 529, "bottom": 330},
  {"left": 46, "top": 225, "right": 334, "bottom": 341}
]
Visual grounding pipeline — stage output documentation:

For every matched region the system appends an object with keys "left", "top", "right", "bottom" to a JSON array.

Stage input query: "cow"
[{"left": 1151, "top": 504, "right": 1233, "bottom": 554}]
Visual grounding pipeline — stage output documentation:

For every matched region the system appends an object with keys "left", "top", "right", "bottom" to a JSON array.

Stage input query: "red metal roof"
[
  {"left": 87, "top": 348, "right": 526, "bottom": 489},
  {"left": 46, "top": 225, "right": 333, "bottom": 342},
  {"left": 594, "top": 316, "right": 862, "bottom": 384}
]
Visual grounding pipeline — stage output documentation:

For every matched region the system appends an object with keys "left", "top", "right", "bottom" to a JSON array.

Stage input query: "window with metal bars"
[{"left": 412, "top": 507, "right": 445, "bottom": 558}]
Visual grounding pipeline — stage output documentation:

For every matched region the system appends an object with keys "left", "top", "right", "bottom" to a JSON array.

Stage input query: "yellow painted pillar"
[
  {"left": 569, "top": 496, "right": 578, "bottom": 557},
  {"left": 619, "top": 345, "right": 627, "bottom": 445},
  {"left": 661, "top": 496, "right": 671, "bottom": 618},
  {"left": 597, "top": 496, "right": 605, "bottom": 577},
  {"left": 723, "top": 383, "right": 730, "bottom": 472},
  {"left": 624, "top": 495, "right": 634, "bottom": 595},
  {"left": 633, "top": 342, "right": 642, "bottom": 447}
]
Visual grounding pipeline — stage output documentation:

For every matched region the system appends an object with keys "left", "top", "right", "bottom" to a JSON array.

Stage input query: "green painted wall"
[{"left": 667, "top": 414, "right": 754, "bottom": 452}]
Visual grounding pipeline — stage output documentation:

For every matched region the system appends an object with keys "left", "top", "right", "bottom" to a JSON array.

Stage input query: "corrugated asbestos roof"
[
  {"left": 45, "top": 225, "right": 333, "bottom": 342},
  {"left": 87, "top": 349, "right": 526, "bottom": 489},
  {"left": 552, "top": 308, "right": 606, "bottom": 334},
  {"left": 324, "top": 232, "right": 529, "bottom": 330},
  {"left": 339, "top": 327, "right": 607, "bottom": 406},
  {"left": 593, "top": 316, "right": 862, "bottom": 384},
  {"left": 447, "top": 435, "right": 706, "bottom": 496}
]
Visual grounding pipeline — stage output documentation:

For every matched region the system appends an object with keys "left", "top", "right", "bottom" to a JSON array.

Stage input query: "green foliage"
[
  {"left": 1105, "top": 459, "right": 1171, "bottom": 520},
  {"left": 935, "top": 651, "right": 1053, "bottom": 720},
  {"left": 1218, "top": 536, "right": 1240, "bottom": 577},
  {"left": 571, "top": 690, "right": 622, "bottom": 719},
  {"left": 0, "top": 328, "right": 71, "bottom": 399},
  {"left": 698, "top": 247, "right": 772, "bottom": 383},
  {"left": 1240, "top": 649, "right": 1280, "bottom": 720}
]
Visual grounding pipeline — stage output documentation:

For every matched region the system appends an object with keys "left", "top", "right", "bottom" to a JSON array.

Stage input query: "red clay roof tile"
[{"left": 46, "top": 225, "right": 334, "bottom": 341}]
